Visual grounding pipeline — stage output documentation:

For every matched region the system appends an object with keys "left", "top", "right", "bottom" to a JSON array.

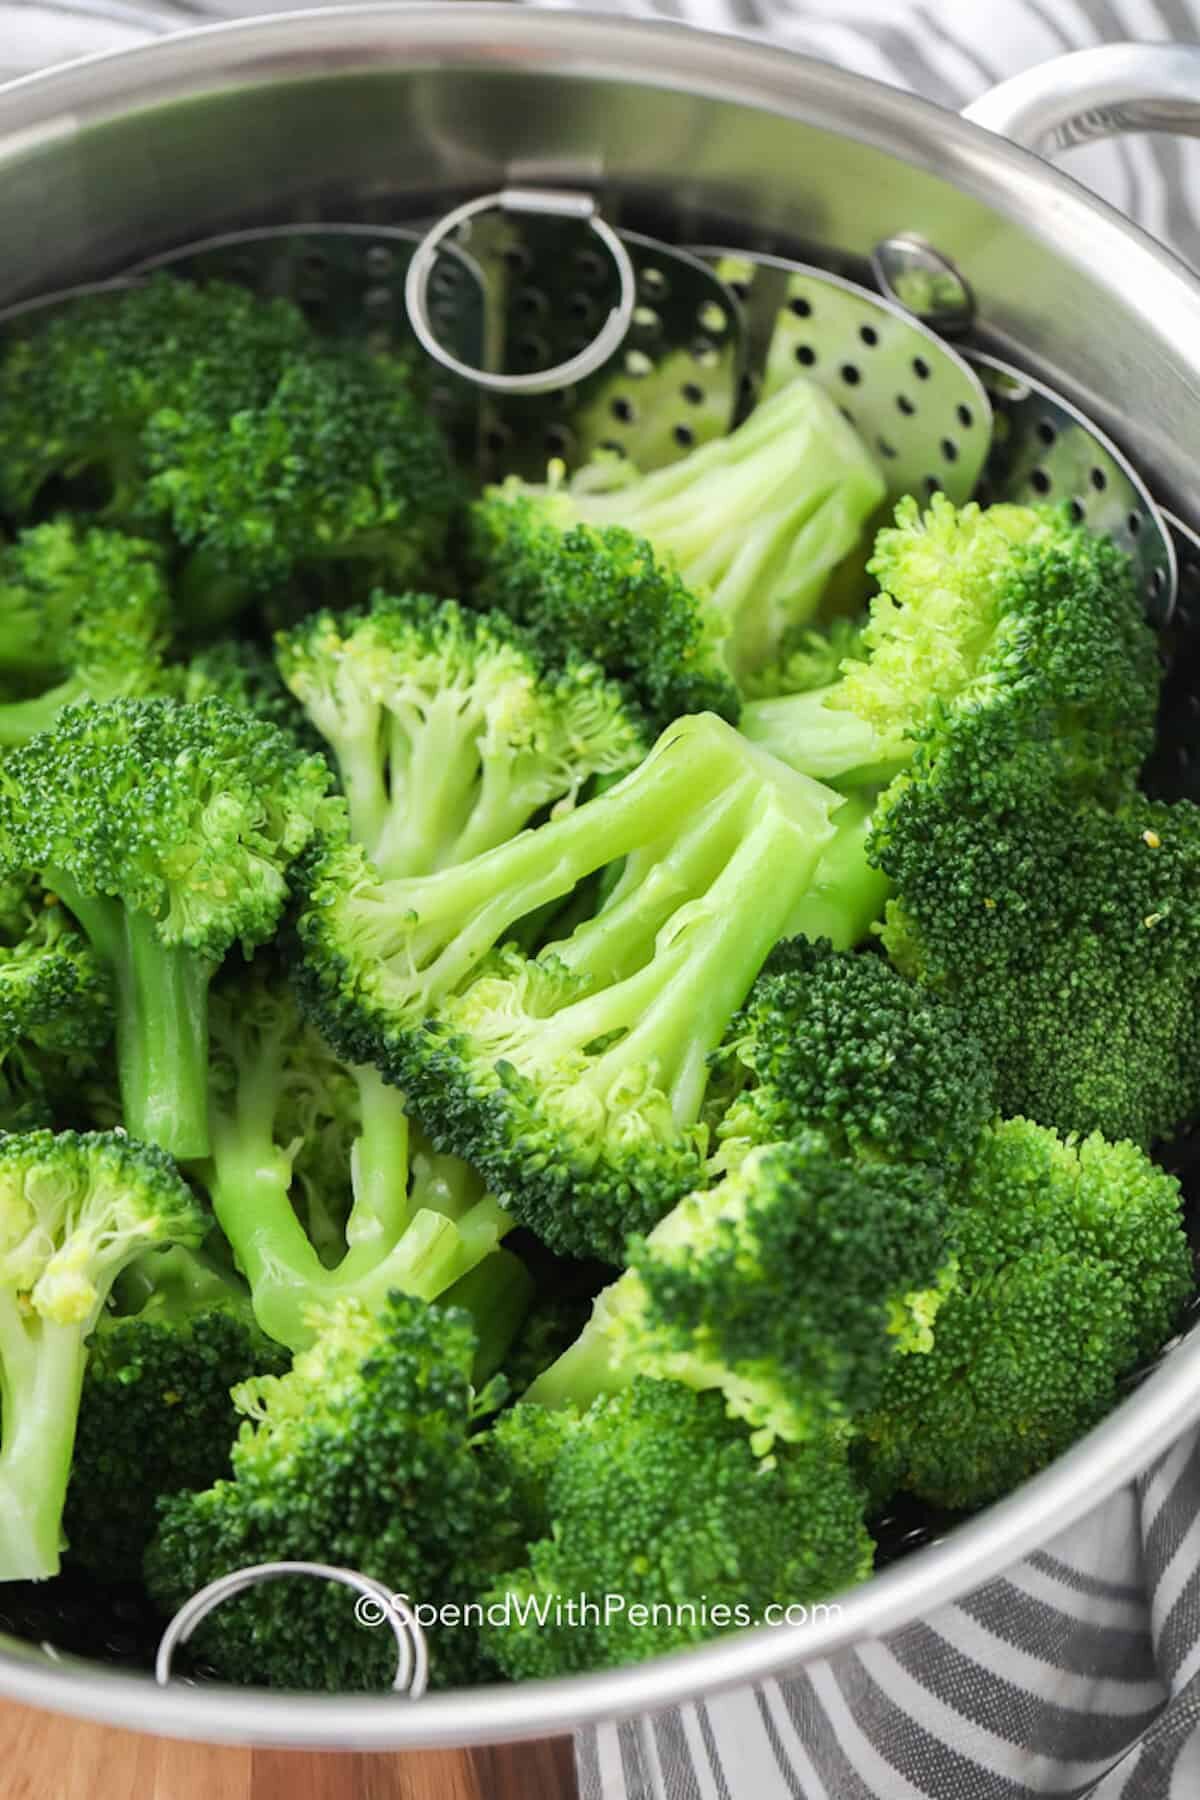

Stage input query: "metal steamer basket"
[{"left": 1, "top": 10, "right": 1200, "bottom": 1750}]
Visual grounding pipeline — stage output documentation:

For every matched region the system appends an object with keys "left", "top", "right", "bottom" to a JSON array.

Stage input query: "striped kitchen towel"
[{"left": 571, "top": 1, "right": 1200, "bottom": 1795}]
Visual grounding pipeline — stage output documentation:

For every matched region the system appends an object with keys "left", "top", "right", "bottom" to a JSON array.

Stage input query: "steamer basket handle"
[{"left": 963, "top": 42, "right": 1200, "bottom": 152}]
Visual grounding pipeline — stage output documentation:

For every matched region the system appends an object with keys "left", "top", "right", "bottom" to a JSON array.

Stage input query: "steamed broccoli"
[
  {"left": 0, "top": 522, "right": 170, "bottom": 743},
  {"left": 478, "top": 1379, "right": 874, "bottom": 1677},
  {"left": 301, "top": 715, "right": 841, "bottom": 1260},
  {"left": 0, "top": 698, "right": 336, "bottom": 1158},
  {"left": 526, "top": 1138, "right": 953, "bottom": 1452},
  {"left": 146, "top": 341, "right": 460, "bottom": 627},
  {"left": 861, "top": 1118, "right": 1193, "bottom": 1509},
  {"left": 0, "top": 874, "right": 112, "bottom": 1130},
  {"left": 63, "top": 1244, "right": 288, "bottom": 1581},
  {"left": 147, "top": 1282, "right": 530, "bottom": 1691},
  {"left": 166, "top": 638, "right": 319, "bottom": 750},
  {"left": 0, "top": 1130, "right": 206, "bottom": 1581},
  {"left": 741, "top": 496, "right": 1160, "bottom": 799},
  {"left": 472, "top": 380, "right": 885, "bottom": 687},
  {"left": 275, "top": 592, "right": 644, "bottom": 878},
  {"left": 0, "top": 274, "right": 311, "bottom": 525},
  {"left": 199, "top": 957, "right": 513, "bottom": 1351},
  {"left": 873, "top": 764, "right": 1200, "bottom": 1147},
  {"left": 712, "top": 937, "right": 995, "bottom": 1173}
]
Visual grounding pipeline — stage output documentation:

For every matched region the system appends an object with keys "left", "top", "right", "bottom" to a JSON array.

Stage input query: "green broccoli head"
[
  {"left": 527, "top": 1138, "right": 954, "bottom": 1453},
  {"left": 0, "top": 697, "right": 337, "bottom": 1156},
  {"left": 0, "top": 274, "right": 312, "bottom": 522},
  {"left": 861, "top": 1118, "right": 1193, "bottom": 1510},
  {"left": 872, "top": 761, "right": 1200, "bottom": 1148},
  {"left": 712, "top": 937, "right": 995, "bottom": 1173},
  {"left": 742, "top": 497, "right": 1161, "bottom": 799},
  {"left": 0, "top": 522, "right": 170, "bottom": 745},
  {"left": 146, "top": 1289, "right": 519, "bottom": 1691},
  {"left": 63, "top": 1245, "right": 289, "bottom": 1582},
  {"left": 467, "top": 494, "right": 740, "bottom": 734},
  {"left": 199, "top": 954, "right": 512, "bottom": 1352},
  {"left": 0, "top": 1129, "right": 206, "bottom": 1581},
  {"left": 479, "top": 1379, "right": 874, "bottom": 1678},
  {"left": 275, "top": 592, "right": 645, "bottom": 879},
  {"left": 0, "top": 874, "right": 111, "bottom": 1068},
  {"left": 146, "top": 344, "right": 460, "bottom": 627}
]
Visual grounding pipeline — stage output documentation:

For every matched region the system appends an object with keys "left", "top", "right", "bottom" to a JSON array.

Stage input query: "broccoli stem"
[
  {"left": 442, "top": 1247, "right": 536, "bottom": 1384},
  {"left": 784, "top": 790, "right": 891, "bottom": 949},
  {"left": 341, "top": 1064, "right": 413, "bottom": 1276},
  {"left": 375, "top": 714, "right": 755, "bottom": 1010},
  {"left": 46, "top": 871, "right": 213, "bottom": 1158},
  {"left": 739, "top": 685, "right": 893, "bottom": 782},
  {"left": 523, "top": 1288, "right": 634, "bottom": 1412},
  {"left": 341, "top": 1193, "right": 514, "bottom": 1319},
  {"left": 0, "top": 1305, "right": 88, "bottom": 1580},
  {"left": 333, "top": 722, "right": 391, "bottom": 863},
  {"left": 509, "top": 786, "right": 829, "bottom": 1114},
  {"left": 372, "top": 697, "right": 486, "bottom": 879}
]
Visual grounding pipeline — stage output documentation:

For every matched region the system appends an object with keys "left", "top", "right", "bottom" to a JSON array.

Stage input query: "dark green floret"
[
  {"left": 337, "top": 715, "right": 841, "bottom": 1260},
  {"left": 0, "top": 274, "right": 312, "bottom": 525},
  {"left": 0, "top": 697, "right": 337, "bottom": 1158},
  {"left": 712, "top": 937, "right": 995, "bottom": 1173},
  {"left": 64, "top": 1244, "right": 289, "bottom": 1582},
  {"left": 275, "top": 592, "right": 645, "bottom": 878},
  {"left": 861, "top": 1118, "right": 1193, "bottom": 1510},
  {"left": 146, "top": 1286, "right": 529, "bottom": 1691},
  {"left": 872, "top": 764, "right": 1200, "bottom": 1147},
  {"left": 478, "top": 1379, "right": 874, "bottom": 1677},
  {"left": 471, "top": 379, "right": 884, "bottom": 691},
  {"left": 166, "top": 637, "right": 320, "bottom": 752},
  {"left": 0, "top": 521, "right": 170, "bottom": 744},
  {"left": 526, "top": 1138, "right": 954, "bottom": 1451},
  {"left": 146, "top": 342, "right": 460, "bottom": 628},
  {"left": 0, "top": 873, "right": 112, "bottom": 1128},
  {"left": 197, "top": 956, "right": 513, "bottom": 1351},
  {"left": 0, "top": 1129, "right": 206, "bottom": 1581}
]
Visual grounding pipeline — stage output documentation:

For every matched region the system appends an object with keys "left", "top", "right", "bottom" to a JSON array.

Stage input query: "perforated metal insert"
[
  {"left": 133, "top": 226, "right": 486, "bottom": 456},
  {"left": 691, "top": 247, "right": 992, "bottom": 509},
  {"left": 445, "top": 219, "right": 741, "bottom": 480},
  {"left": 967, "top": 352, "right": 1176, "bottom": 625}
]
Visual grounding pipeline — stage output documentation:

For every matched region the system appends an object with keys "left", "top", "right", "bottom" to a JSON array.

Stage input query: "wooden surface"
[{"left": 0, "top": 1700, "right": 579, "bottom": 1799}]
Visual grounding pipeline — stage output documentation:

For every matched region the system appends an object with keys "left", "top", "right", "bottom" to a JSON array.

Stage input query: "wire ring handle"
[
  {"left": 154, "top": 1561, "right": 429, "bottom": 1696},
  {"left": 405, "top": 187, "right": 638, "bottom": 395}
]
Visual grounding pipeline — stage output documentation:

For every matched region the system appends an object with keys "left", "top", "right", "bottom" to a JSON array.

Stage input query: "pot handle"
[{"left": 963, "top": 42, "right": 1200, "bottom": 152}]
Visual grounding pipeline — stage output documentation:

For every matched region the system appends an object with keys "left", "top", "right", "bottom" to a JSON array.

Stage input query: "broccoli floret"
[
  {"left": 526, "top": 1138, "right": 953, "bottom": 1452},
  {"left": 0, "top": 1129, "right": 206, "bottom": 1581},
  {"left": 0, "top": 522, "right": 170, "bottom": 744},
  {"left": 873, "top": 763, "right": 1200, "bottom": 1147},
  {"left": 0, "top": 698, "right": 336, "bottom": 1158},
  {"left": 307, "top": 714, "right": 841, "bottom": 1261},
  {"left": 146, "top": 343, "right": 460, "bottom": 628},
  {"left": 146, "top": 1285, "right": 530, "bottom": 1691},
  {"left": 198, "top": 956, "right": 513, "bottom": 1351},
  {"left": 275, "top": 592, "right": 645, "bottom": 878},
  {"left": 478, "top": 1379, "right": 873, "bottom": 1677},
  {"left": 741, "top": 496, "right": 1161, "bottom": 799},
  {"left": 467, "top": 497, "right": 739, "bottom": 735},
  {"left": 0, "top": 874, "right": 112, "bottom": 1068},
  {"left": 0, "top": 274, "right": 312, "bottom": 525},
  {"left": 472, "top": 380, "right": 884, "bottom": 690},
  {"left": 63, "top": 1244, "right": 289, "bottom": 1582},
  {"left": 712, "top": 937, "right": 995, "bottom": 1173},
  {"left": 861, "top": 1118, "right": 1193, "bottom": 1510}
]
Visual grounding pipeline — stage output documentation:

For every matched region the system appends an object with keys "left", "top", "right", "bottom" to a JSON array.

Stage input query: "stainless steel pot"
[{"left": 1, "top": 9, "right": 1200, "bottom": 1749}]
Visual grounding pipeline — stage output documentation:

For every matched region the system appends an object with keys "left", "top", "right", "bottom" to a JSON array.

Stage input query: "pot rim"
[{"left": 3, "top": 4, "right": 1200, "bottom": 1745}]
